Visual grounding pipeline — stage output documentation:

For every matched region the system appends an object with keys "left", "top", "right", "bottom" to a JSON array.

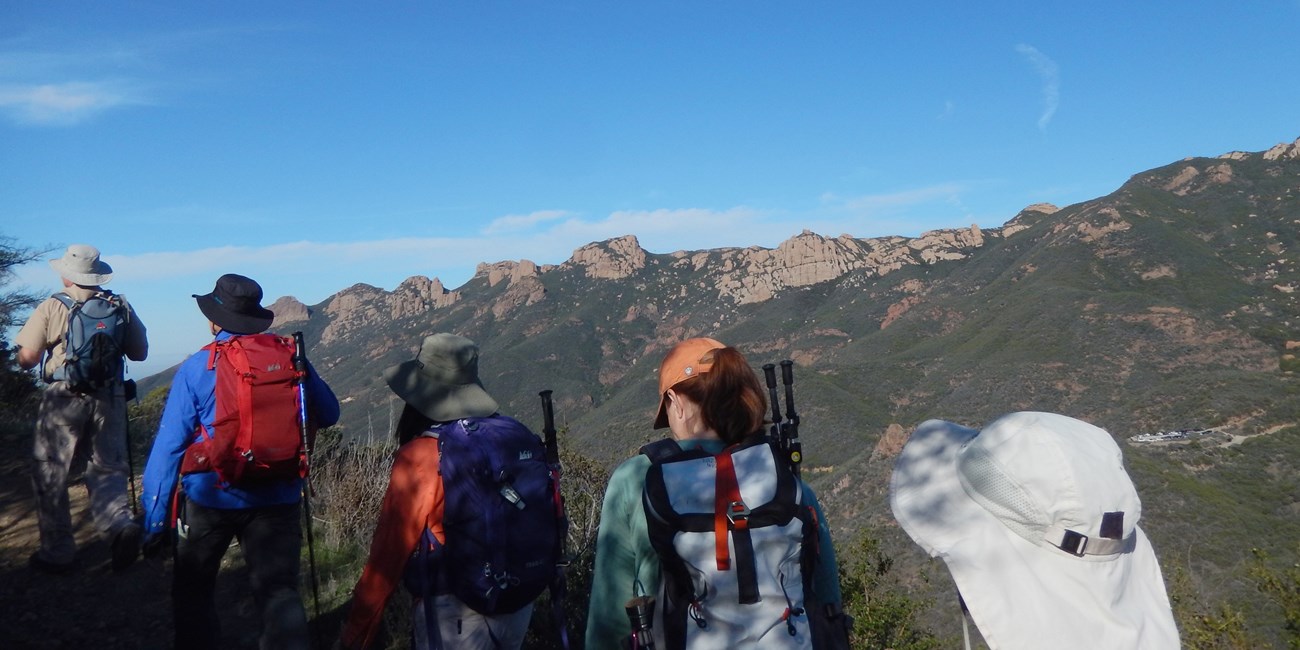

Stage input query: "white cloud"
[
  {"left": 8, "top": 197, "right": 997, "bottom": 377},
  {"left": 822, "top": 183, "right": 972, "bottom": 212},
  {"left": 938, "top": 99, "right": 955, "bottom": 120},
  {"left": 544, "top": 207, "right": 781, "bottom": 253},
  {"left": 1015, "top": 43, "right": 1060, "bottom": 131},
  {"left": 481, "top": 210, "right": 571, "bottom": 235},
  {"left": 0, "top": 80, "right": 149, "bottom": 125},
  {"left": 33, "top": 206, "right": 779, "bottom": 299}
]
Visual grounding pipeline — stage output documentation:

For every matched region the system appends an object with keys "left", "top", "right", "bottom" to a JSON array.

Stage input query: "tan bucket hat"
[{"left": 49, "top": 244, "right": 113, "bottom": 286}]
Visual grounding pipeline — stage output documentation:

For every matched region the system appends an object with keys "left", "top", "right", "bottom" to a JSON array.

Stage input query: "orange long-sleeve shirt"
[{"left": 340, "top": 437, "right": 445, "bottom": 649}]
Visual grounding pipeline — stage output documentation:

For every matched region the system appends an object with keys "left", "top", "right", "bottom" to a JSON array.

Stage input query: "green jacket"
[{"left": 585, "top": 438, "right": 844, "bottom": 648}]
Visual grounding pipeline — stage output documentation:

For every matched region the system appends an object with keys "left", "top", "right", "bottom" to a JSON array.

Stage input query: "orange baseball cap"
[{"left": 653, "top": 337, "right": 726, "bottom": 429}]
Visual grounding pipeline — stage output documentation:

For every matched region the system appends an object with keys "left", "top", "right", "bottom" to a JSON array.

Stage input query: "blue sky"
[{"left": 4, "top": 1, "right": 1299, "bottom": 377}]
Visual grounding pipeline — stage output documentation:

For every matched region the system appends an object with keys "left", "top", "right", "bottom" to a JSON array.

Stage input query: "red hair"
[{"left": 669, "top": 346, "right": 766, "bottom": 445}]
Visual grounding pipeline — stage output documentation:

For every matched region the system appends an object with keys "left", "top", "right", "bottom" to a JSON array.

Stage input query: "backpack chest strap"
[{"left": 714, "top": 451, "right": 745, "bottom": 571}]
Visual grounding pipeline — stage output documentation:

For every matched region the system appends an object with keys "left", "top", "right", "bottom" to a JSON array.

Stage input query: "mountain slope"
[{"left": 143, "top": 136, "right": 1300, "bottom": 644}]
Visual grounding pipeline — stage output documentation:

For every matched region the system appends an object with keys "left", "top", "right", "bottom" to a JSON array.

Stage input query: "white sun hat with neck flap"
[{"left": 889, "top": 411, "right": 1180, "bottom": 650}]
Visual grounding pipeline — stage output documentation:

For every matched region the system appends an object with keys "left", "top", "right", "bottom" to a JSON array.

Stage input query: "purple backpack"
[{"left": 407, "top": 414, "right": 565, "bottom": 615}]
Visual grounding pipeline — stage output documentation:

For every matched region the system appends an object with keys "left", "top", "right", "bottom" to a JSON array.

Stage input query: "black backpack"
[{"left": 52, "top": 291, "right": 129, "bottom": 392}]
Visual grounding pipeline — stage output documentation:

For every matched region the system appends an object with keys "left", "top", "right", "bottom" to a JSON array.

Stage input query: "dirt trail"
[
  {"left": 1220, "top": 422, "right": 1292, "bottom": 447},
  {"left": 0, "top": 428, "right": 268, "bottom": 649}
]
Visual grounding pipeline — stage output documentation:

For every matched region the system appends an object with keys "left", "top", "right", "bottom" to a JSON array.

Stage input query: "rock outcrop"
[
  {"left": 1262, "top": 137, "right": 1300, "bottom": 161},
  {"left": 319, "top": 277, "right": 460, "bottom": 344},
  {"left": 710, "top": 226, "right": 996, "bottom": 305},
  {"left": 1165, "top": 162, "right": 1235, "bottom": 196},
  {"left": 477, "top": 260, "right": 541, "bottom": 288},
  {"left": 870, "top": 423, "right": 909, "bottom": 461},
  {"left": 565, "top": 235, "right": 647, "bottom": 280},
  {"left": 268, "top": 296, "right": 310, "bottom": 328}
]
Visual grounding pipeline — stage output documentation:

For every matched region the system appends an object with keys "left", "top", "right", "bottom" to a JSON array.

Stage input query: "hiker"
[
  {"left": 586, "top": 337, "right": 848, "bottom": 649},
  {"left": 889, "top": 411, "right": 1180, "bottom": 650},
  {"left": 15, "top": 244, "right": 149, "bottom": 574},
  {"left": 139, "top": 273, "right": 340, "bottom": 650},
  {"left": 339, "top": 332, "right": 564, "bottom": 650}
]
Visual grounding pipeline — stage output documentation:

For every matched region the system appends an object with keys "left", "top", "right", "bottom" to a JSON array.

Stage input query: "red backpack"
[{"left": 181, "top": 333, "right": 310, "bottom": 485}]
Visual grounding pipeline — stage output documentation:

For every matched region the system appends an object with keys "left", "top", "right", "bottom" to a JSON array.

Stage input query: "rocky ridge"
[
  {"left": 268, "top": 296, "right": 310, "bottom": 328},
  {"left": 295, "top": 218, "right": 1032, "bottom": 328}
]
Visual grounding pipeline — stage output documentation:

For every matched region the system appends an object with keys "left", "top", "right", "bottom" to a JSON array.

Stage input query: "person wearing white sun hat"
[
  {"left": 15, "top": 244, "right": 149, "bottom": 575},
  {"left": 889, "top": 411, "right": 1180, "bottom": 650}
]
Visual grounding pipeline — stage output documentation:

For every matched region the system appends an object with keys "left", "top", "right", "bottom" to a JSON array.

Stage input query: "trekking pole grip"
[
  {"left": 540, "top": 389, "right": 555, "bottom": 430},
  {"left": 778, "top": 360, "right": 802, "bottom": 477},
  {"left": 292, "top": 332, "right": 308, "bottom": 377},
  {"left": 762, "top": 364, "right": 782, "bottom": 445},
  {"left": 780, "top": 360, "right": 797, "bottom": 423},
  {"left": 539, "top": 389, "right": 559, "bottom": 466}
]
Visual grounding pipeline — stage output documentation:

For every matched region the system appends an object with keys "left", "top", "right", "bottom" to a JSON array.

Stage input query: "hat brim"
[
  {"left": 889, "top": 419, "right": 1179, "bottom": 650},
  {"left": 383, "top": 359, "right": 499, "bottom": 422},
  {"left": 653, "top": 395, "right": 670, "bottom": 429},
  {"left": 49, "top": 259, "right": 112, "bottom": 286},
  {"left": 195, "top": 294, "right": 274, "bottom": 335}
]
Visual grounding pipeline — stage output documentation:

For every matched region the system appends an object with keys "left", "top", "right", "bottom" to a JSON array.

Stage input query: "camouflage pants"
[
  {"left": 413, "top": 596, "right": 533, "bottom": 650},
  {"left": 31, "top": 381, "right": 134, "bottom": 564}
]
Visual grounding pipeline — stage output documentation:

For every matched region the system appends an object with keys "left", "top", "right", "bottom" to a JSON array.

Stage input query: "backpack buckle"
[{"left": 725, "top": 501, "right": 750, "bottom": 525}]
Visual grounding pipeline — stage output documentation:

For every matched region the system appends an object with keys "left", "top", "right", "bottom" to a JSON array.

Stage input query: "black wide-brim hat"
[{"left": 194, "top": 273, "right": 275, "bottom": 335}]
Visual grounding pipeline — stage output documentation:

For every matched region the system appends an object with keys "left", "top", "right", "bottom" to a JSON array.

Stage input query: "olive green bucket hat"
[{"left": 383, "top": 333, "right": 499, "bottom": 422}]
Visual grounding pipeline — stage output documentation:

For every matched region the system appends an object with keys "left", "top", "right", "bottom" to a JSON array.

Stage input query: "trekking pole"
[
  {"left": 762, "top": 364, "right": 783, "bottom": 447},
  {"left": 124, "top": 379, "right": 139, "bottom": 518},
  {"left": 779, "top": 360, "right": 802, "bottom": 479},
  {"left": 292, "top": 332, "right": 324, "bottom": 650},
  {"left": 539, "top": 389, "right": 573, "bottom": 649},
  {"left": 539, "top": 389, "right": 559, "bottom": 468},
  {"left": 623, "top": 595, "right": 657, "bottom": 650}
]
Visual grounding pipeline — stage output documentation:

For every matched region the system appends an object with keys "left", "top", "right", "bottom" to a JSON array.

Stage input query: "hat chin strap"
[
  {"left": 959, "top": 590, "right": 973, "bottom": 650},
  {"left": 1043, "top": 523, "right": 1129, "bottom": 557}
]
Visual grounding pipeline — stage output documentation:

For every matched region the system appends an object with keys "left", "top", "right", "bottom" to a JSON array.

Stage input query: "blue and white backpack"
[
  {"left": 641, "top": 435, "right": 818, "bottom": 650},
  {"left": 51, "top": 291, "right": 129, "bottom": 392}
]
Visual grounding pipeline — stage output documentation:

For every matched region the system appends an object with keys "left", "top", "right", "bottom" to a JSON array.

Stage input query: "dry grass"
[{"left": 307, "top": 430, "right": 610, "bottom": 650}]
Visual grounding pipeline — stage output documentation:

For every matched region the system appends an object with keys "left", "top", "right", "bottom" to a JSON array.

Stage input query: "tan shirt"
[{"left": 15, "top": 285, "right": 149, "bottom": 382}]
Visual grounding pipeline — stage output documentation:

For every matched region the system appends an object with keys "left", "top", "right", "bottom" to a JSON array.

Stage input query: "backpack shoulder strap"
[
  {"left": 203, "top": 340, "right": 223, "bottom": 370},
  {"left": 98, "top": 290, "right": 126, "bottom": 314},
  {"left": 639, "top": 438, "right": 683, "bottom": 463},
  {"left": 51, "top": 292, "right": 77, "bottom": 308}
]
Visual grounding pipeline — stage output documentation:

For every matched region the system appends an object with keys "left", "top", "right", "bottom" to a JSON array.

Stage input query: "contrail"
[{"left": 1016, "top": 44, "right": 1060, "bottom": 131}]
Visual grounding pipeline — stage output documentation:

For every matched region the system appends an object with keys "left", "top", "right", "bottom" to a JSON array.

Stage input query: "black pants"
[{"left": 173, "top": 499, "right": 308, "bottom": 650}]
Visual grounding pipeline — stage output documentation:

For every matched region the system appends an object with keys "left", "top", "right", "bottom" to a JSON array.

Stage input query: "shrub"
[
  {"left": 838, "top": 528, "right": 941, "bottom": 650},
  {"left": 1251, "top": 545, "right": 1300, "bottom": 649},
  {"left": 309, "top": 433, "right": 611, "bottom": 649}
]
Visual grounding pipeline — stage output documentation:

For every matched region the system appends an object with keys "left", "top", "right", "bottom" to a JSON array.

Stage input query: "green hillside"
[{"left": 132, "top": 139, "right": 1300, "bottom": 646}]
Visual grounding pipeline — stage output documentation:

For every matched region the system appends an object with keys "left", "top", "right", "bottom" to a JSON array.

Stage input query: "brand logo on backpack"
[
  {"left": 180, "top": 333, "right": 308, "bottom": 486},
  {"left": 52, "top": 292, "right": 129, "bottom": 393}
]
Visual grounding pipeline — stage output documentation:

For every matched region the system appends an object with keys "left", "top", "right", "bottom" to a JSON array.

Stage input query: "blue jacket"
[{"left": 140, "top": 331, "right": 341, "bottom": 542}]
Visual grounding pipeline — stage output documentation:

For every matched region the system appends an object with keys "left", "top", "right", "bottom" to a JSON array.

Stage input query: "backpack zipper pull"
[
  {"left": 779, "top": 571, "right": 803, "bottom": 636},
  {"left": 497, "top": 470, "right": 526, "bottom": 509},
  {"left": 688, "top": 601, "right": 707, "bottom": 629},
  {"left": 499, "top": 483, "right": 526, "bottom": 509}
]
